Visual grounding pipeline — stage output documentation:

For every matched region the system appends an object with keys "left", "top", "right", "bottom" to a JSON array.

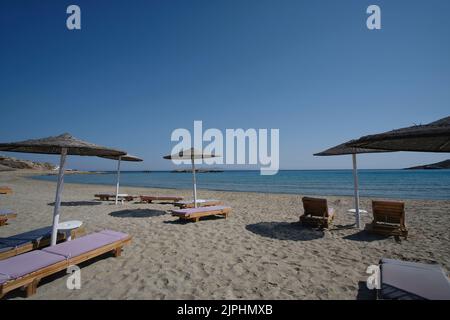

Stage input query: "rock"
[
  {"left": 404, "top": 159, "right": 450, "bottom": 170},
  {"left": 0, "top": 154, "right": 56, "bottom": 170}
]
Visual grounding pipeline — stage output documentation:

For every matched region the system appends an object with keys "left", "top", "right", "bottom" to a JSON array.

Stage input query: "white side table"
[
  {"left": 347, "top": 209, "right": 368, "bottom": 215},
  {"left": 58, "top": 220, "right": 83, "bottom": 241}
]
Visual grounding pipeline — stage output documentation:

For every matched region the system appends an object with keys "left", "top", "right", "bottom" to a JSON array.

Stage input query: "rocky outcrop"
[{"left": 0, "top": 154, "right": 56, "bottom": 170}]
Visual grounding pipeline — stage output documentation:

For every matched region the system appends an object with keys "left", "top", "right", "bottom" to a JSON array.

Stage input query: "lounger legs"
[
  {"left": 113, "top": 247, "right": 123, "bottom": 257},
  {"left": 25, "top": 279, "right": 39, "bottom": 297}
]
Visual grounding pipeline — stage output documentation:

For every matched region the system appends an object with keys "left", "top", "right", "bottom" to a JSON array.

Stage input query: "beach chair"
[
  {"left": 0, "top": 229, "right": 131, "bottom": 298},
  {"left": 0, "top": 210, "right": 17, "bottom": 227},
  {"left": 365, "top": 200, "right": 408, "bottom": 239},
  {"left": 377, "top": 258, "right": 450, "bottom": 300},
  {"left": 0, "top": 225, "right": 85, "bottom": 261},
  {"left": 0, "top": 187, "right": 12, "bottom": 195},
  {"left": 173, "top": 199, "right": 223, "bottom": 209},
  {"left": 95, "top": 194, "right": 135, "bottom": 202},
  {"left": 300, "top": 197, "right": 335, "bottom": 228},
  {"left": 171, "top": 205, "right": 231, "bottom": 222},
  {"left": 140, "top": 195, "right": 183, "bottom": 203}
]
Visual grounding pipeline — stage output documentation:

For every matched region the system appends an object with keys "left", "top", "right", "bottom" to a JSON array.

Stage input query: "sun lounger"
[
  {"left": 171, "top": 205, "right": 231, "bottom": 222},
  {"left": 0, "top": 225, "right": 85, "bottom": 261},
  {"left": 0, "top": 187, "right": 12, "bottom": 195},
  {"left": 365, "top": 200, "right": 408, "bottom": 239},
  {"left": 0, "top": 230, "right": 131, "bottom": 298},
  {"left": 140, "top": 195, "right": 183, "bottom": 203},
  {"left": 378, "top": 258, "right": 450, "bottom": 300},
  {"left": 300, "top": 197, "right": 335, "bottom": 228},
  {"left": 173, "top": 199, "right": 223, "bottom": 209},
  {"left": 0, "top": 210, "right": 17, "bottom": 227},
  {"left": 95, "top": 193, "right": 135, "bottom": 202}
]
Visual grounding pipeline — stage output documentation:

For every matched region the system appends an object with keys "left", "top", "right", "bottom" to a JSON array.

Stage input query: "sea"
[{"left": 33, "top": 169, "right": 450, "bottom": 200}]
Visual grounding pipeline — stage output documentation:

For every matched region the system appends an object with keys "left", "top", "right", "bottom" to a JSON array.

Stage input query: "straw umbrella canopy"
[
  {"left": 163, "top": 148, "right": 220, "bottom": 208},
  {"left": 0, "top": 133, "right": 126, "bottom": 245},
  {"left": 98, "top": 154, "right": 143, "bottom": 204},
  {"left": 347, "top": 116, "right": 450, "bottom": 152},
  {"left": 314, "top": 143, "right": 390, "bottom": 228}
]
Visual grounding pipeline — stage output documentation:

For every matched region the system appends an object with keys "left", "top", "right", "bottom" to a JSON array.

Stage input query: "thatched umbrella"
[
  {"left": 163, "top": 148, "right": 220, "bottom": 208},
  {"left": 0, "top": 133, "right": 126, "bottom": 245},
  {"left": 347, "top": 116, "right": 450, "bottom": 152},
  {"left": 98, "top": 154, "right": 143, "bottom": 204},
  {"left": 314, "top": 143, "right": 390, "bottom": 228}
]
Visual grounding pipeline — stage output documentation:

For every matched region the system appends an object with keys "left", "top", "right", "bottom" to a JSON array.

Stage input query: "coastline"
[
  {"left": 30, "top": 169, "right": 450, "bottom": 201},
  {"left": 1, "top": 169, "right": 449, "bottom": 299}
]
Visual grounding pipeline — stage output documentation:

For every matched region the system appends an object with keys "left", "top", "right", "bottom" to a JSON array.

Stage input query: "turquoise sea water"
[{"left": 33, "top": 170, "right": 450, "bottom": 200}]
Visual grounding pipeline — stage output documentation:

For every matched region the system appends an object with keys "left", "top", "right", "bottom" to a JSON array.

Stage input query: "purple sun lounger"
[
  {"left": 171, "top": 205, "right": 232, "bottom": 222},
  {"left": 0, "top": 225, "right": 85, "bottom": 261},
  {"left": 379, "top": 258, "right": 450, "bottom": 300},
  {"left": 0, "top": 230, "right": 131, "bottom": 298}
]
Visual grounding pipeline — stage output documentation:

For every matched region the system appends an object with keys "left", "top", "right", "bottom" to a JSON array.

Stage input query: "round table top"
[
  {"left": 347, "top": 209, "right": 368, "bottom": 214},
  {"left": 58, "top": 220, "right": 83, "bottom": 230}
]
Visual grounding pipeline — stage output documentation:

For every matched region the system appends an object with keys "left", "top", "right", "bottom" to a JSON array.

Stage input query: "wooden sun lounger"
[
  {"left": 171, "top": 205, "right": 231, "bottom": 222},
  {"left": 140, "top": 195, "right": 183, "bottom": 203},
  {"left": 95, "top": 194, "right": 135, "bottom": 201},
  {"left": 0, "top": 210, "right": 17, "bottom": 227},
  {"left": 300, "top": 197, "right": 335, "bottom": 229},
  {"left": 0, "top": 226, "right": 85, "bottom": 261},
  {"left": 0, "top": 230, "right": 131, "bottom": 298},
  {"left": 173, "top": 200, "right": 223, "bottom": 209},
  {"left": 365, "top": 200, "right": 408, "bottom": 239},
  {"left": 0, "top": 187, "right": 12, "bottom": 195}
]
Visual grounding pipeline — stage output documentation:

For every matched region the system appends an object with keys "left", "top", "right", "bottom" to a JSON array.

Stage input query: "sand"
[{"left": 1, "top": 170, "right": 449, "bottom": 300}]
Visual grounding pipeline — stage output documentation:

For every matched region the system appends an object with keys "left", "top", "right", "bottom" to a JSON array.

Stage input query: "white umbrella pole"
[
  {"left": 352, "top": 153, "right": 361, "bottom": 229},
  {"left": 191, "top": 158, "right": 197, "bottom": 208},
  {"left": 115, "top": 156, "right": 122, "bottom": 205},
  {"left": 51, "top": 148, "right": 67, "bottom": 246}
]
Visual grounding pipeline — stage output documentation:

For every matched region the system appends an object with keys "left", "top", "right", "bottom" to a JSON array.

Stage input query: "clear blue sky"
[{"left": 0, "top": 0, "right": 449, "bottom": 171}]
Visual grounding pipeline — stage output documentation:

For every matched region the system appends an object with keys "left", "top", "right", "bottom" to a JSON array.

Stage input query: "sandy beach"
[{"left": 1, "top": 170, "right": 449, "bottom": 300}]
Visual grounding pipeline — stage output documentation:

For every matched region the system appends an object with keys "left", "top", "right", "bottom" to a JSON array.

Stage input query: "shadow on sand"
[
  {"left": 109, "top": 209, "right": 167, "bottom": 218},
  {"left": 343, "top": 230, "right": 394, "bottom": 242},
  {"left": 48, "top": 201, "right": 102, "bottom": 207},
  {"left": 245, "top": 221, "right": 324, "bottom": 241},
  {"left": 356, "top": 281, "right": 376, "bottom": 300}
]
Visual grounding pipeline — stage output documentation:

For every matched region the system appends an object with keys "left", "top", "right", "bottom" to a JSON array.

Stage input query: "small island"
[
  {"left": 172, "top": 169, "right": 224, "bottom": 173},
  {"left": 405, "top": 159, "right": 450, "bottom": 170}
]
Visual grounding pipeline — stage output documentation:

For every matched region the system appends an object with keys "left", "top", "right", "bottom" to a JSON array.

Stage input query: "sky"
[{"left": 0, "top": 0, "right": 449, "bottom": 171}]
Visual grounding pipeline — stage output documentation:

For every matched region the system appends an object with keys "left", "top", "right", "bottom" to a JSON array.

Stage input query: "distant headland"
[{"left": 405, "top": 159, "right": 450, "bottom": 170}]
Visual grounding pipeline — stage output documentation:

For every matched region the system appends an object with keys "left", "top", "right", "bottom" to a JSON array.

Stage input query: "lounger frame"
[
  {"left": 0, "top": 187, "right": 12, "bottom": 195},
  {"left": 140, "top": 195, "right": 183, "bottom": 203},
  {"left": 95, "top": 194, "right": 135, "bottom": 201},
  {"left": 173, "top": 200, "right": 223, "bottom": 209},
  {"left": 300, "top": 197, "right": 335, "bottom": 228},
  {"left": 172, "top": 207, "right": 231, "bottom": 222},
  {"left": 0, "top": 234, "right": 131, "bottom": 298},
  {"left": 0, "top": 226, "right": 86, "bottom": 261},
  {"left": 365, "top": 200, "right": 408, "bottom": 239},
  {"left": 0, "top": 213, "right": 17, "bottom": 227}
]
